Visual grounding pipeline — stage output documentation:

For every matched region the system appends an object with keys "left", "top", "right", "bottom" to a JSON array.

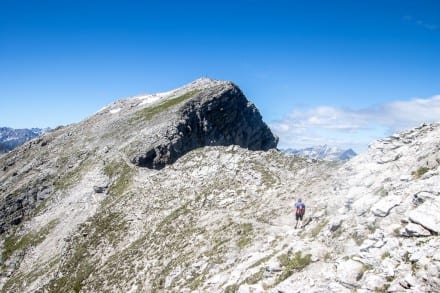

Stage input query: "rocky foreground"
[{"left": 0, "top": 79, "right": 439, "bottom": 292}]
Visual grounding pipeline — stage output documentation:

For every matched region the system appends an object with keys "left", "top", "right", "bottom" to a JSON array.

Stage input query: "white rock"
[
  {"left": 408, "top": 200, "right": 440, "bottom": 233},
  {"left": 371, "top": 195, "right": 401, "bottom": 217},
  {"left": 363, "top": 273, "right": 385, "bottom": 291},
  {"left": 400, "top": 174, "right": 412, "bottom": 182},
  {"left": 265, "top": 260, "right": 282, "bottom": 273},
  {"left": 401, "top": 223, "right": 431, "bottom": 237},
  {"left": 381, "top": 258, "right": 396, "bottom": 277},
  {"left": 360, "top": 239, "right": 376, "bottom": 252},
  {"left": 329, "top": 218, "right": 343, "bottom": 232},
  {"left": 336, "top": 259, "right": 364, "bottom": 287}
]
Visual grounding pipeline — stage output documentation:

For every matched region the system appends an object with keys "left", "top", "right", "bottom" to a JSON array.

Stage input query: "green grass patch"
[
  {"left": 416, "top": 238, "right": 430, "bottom": 246},
  {"left": 188, "top": 273, "right": 206, "bottom": 291},
  {"left": 385, "top": 276, "right": 395, "bottom": 282},
  {"left": 311, "top": 220, "right": 329, "bottom": 238},
  {"left": 412, "top": 166, "right": 430, "bottom": 179},
  {"left": 224, "top": 284, "right": 239, "bottom": 293},
  {"left": 356, "top": 263, "right": 373, "bottom": 281},
  {"left": 403, "top": 251, "right": 411, "bottom": 263},
  {"left": 43, "top": 212, "right": 128, "bottom": 292},
  {"left": 351, "top": 231, "right": 366, "bottom": 246},
  {"left": 367, "top": 223, "right": 377, "bottom": 233},
  {"left": 381, "top": 251, "right": 391, "bottom": 259},
  {"left": 133, "top": 90, "right": 201, "bottom": 122},
  {"left": 104, "top": 159, "right": 134, "bottom": 196},
  {"left": 248, "top": 253, "right": 275, "bottom": 269},
  {"left": 156, "top": 204, "right": 190, "bottom": 231},
  {"left": 236, "top": 223, "right": 254, "bottom": 249},
  {"left": 2, "top": 219, "right": 59, "bottom": 260},
  {"left": 275, "top": 251, "right": 312, "bottom": 284},
  {"left": 375, "top": 283, "right": 391, "bottom": 292},
  {"left": 243, "top": 268, "right": 265, "bottom": 285},
  {"left": 54, "top": 158, "right": 92, "bottom": 190},
  {"left": 1, "top": 256, "right": 60, "bottom": 293}
]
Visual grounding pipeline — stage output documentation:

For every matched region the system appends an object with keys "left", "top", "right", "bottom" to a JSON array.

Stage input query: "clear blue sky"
[{"left": 1, "top": 0, "right": 439, "bottom": 152}]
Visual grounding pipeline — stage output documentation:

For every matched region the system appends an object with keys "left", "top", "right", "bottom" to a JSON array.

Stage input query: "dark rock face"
[
  {"left": 132, "top": 84, "right": 278, "bottom": 169},
  {"left": 0, "top": 178, "right": 52, "bottom": 233}
]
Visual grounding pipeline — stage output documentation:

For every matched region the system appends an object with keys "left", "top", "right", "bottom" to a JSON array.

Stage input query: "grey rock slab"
[
  {"left": 371, "top": 195, "right": 401, "bottom": 217},
  {"left": 401, "top": 223, "right": 431, "bottom": 237},
  {"left": 336, "top": 259, "right": 364, "bottom": 288},
  {"left": 408, "top": 199, "right": 440, "bottom": 234}
]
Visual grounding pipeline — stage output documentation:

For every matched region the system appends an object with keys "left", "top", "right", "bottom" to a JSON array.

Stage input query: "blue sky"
[{"left": 1, "top": 0, "right": 439, "bottom": 152}]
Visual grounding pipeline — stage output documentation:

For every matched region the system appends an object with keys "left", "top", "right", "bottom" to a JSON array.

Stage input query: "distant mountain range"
[
  {"left": 282, "top": 144, "right": 357, "bottom": 161},
  {"left": 0, "top": 127, "right": 48, "bottom": 153}
]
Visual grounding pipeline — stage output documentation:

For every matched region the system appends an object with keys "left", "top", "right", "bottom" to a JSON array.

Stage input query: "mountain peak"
[{"left": 126, "top": 79, "right": 278, "bottom": 169}]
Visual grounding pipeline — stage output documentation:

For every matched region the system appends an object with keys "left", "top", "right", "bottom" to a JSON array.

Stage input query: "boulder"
[
  {"left": 371, "top": 195, "right": 401, "bottom": 217},
  {"left": 408, "top": 200, "right": 440, "bottom": 234},
  {"left": 93, "top": 186, "right": 107, "bottom": 194},
  {"left": 336, "top": 259, "right": 364, "bottom": 288},
  {"left": 329, "top": 218, "right": 343, "bottom": 232},
  {"left": 401, "top": 223, "right": 431, "bottom": 237}
]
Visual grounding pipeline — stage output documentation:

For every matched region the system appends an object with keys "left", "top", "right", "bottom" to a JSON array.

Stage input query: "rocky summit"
[{"left": 0, "top": 79, "right": 439, "bottom": 292}]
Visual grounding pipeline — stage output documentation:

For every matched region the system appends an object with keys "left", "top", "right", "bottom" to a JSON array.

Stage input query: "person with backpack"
[{"left": 295, "top": 198, "right": 306, "bottom": 228}]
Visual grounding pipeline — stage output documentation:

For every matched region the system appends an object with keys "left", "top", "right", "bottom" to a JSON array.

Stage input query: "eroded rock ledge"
[{"left": 131, "top": 83, "right": 278, "bottom": 169}]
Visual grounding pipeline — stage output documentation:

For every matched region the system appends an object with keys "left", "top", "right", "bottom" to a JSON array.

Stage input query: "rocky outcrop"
[{"left": 130, "top": 82, "right": 278, "bottom": 169}]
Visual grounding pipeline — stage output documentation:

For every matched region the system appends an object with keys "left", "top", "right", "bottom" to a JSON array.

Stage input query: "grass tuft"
[
  {"left": 236, "top": 223, "right": 254, "bottom": 249},
  {"left": 412, "top": 166, "right": 430, "bottom": 179},
  {"left": 2, "top": 219, "right": 59, "bottom": 261},
  {"left": 104, "top": 159, "right": 134, "bottom": 196},
  {"left": 275, "top": 251, "right": 312, "bottom": 284}
]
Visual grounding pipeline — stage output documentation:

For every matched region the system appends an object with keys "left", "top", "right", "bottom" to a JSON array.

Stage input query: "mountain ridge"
[{"left": 0, "top": 79, "right": 439, "bottom": 292}]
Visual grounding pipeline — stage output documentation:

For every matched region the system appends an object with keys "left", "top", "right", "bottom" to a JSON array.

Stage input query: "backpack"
[{"left": 296, "top": 204, "right": 305, "bottom": 216}]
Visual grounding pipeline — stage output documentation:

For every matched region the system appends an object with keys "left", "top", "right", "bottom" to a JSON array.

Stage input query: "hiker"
[{"left": 295, "top": 198, "right": 306, "bottom": 228}]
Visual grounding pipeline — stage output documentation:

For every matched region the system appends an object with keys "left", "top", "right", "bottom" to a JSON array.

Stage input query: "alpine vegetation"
[{"left": 0, "top": 79, "right": 439, "bottom": 292}]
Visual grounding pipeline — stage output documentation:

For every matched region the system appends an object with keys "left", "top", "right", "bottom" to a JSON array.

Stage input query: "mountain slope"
[
  {"left": 0, "top": 78, "right": 277, "bottom": 234},
  {"left": 0, "top": 79, "right": 439, "bottom": 292}
]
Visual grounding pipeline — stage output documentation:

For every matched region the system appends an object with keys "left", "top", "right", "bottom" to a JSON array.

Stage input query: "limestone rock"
[
  {"left": 401, "top": 223, "right": 431, "bottom": 237},
  {"left": 128, "top": 80, "right": 278, "bottom": 169},
  {"left": 336, "top": 259, "right": 363, "bottom": 288},
  {"left": 408, "top": 200, "right": 440, "bottom": 234},
  {"left": 371, "top": 195, "right": 401, "bottom": 217}
]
